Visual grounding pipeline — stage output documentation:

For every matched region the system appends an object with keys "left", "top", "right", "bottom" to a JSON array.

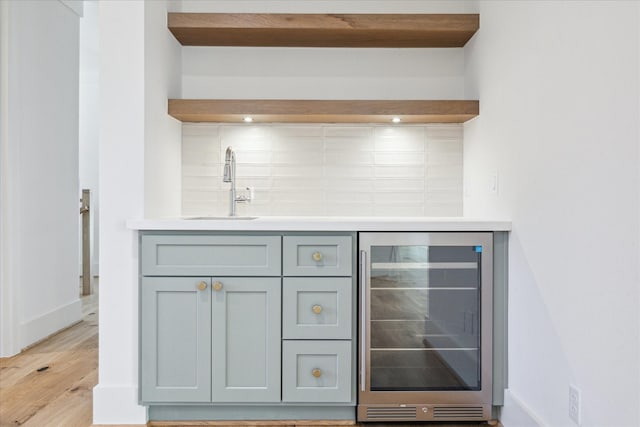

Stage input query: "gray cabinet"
[
  {"left": 282, "top": 340, "right": 352, "bottom": 403},
  {"left": 141, "top": 235, "right": 281, "bottom": 276},
  {"left": 212, "top": 278, "right": 281, "bottom": 402},
  {"left": 140, "top": 232, "right": 356, "bottom": 412},
  {"left": 141, "top": 277, "right": 212, "bottom": 402},
  {"left": 283, "top": 277, "right": 352, "bottom": 339},
  {"left": 283, "top": 235, "right": 352, "bottom": 276},
  {"left": 282, "top": 235, "right": 354, "bottom": 404},
  {"left": 140, "top": 234, "right": 282, "bottom": 405}
]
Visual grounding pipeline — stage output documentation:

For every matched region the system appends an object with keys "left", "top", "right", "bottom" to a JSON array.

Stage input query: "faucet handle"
[{"left": 236, "top": 187, "right": 254, "bottom": 203}]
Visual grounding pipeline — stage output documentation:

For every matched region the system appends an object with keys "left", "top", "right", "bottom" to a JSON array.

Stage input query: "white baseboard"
[
  {"left": 500, "top": 389, "right": 547, "bottom": 427},
  {"left": 19, "top": 298, "right": 82, "bottom": 350},
  {"left": 93, "top": 384, "right": 148, "bottom": 425}
]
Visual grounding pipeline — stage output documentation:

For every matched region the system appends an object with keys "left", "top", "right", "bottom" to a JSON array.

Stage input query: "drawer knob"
[
  {"left": 312, "top": 304, "right": 323, "bottom": 314},
  {"left": 197, "top": 281, "right": 207, "bottom": 291},
  {"left": 213, "top": 281, "right": 223, "bottom": 292},
  {"left": 312, "top": 251, "right": 323, "bottom": 261},
  {"left": 311, "top": 368, "right": 322, "bottom": 378}
]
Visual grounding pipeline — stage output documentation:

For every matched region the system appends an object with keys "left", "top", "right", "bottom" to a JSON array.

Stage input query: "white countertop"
[{"left": 127, "top": 216, "right": 511, "bottom": 232}]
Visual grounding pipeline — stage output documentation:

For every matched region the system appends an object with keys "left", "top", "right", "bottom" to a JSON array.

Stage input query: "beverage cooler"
[{"left": 358, "top": 232, "right": 493, "bottom": 422}]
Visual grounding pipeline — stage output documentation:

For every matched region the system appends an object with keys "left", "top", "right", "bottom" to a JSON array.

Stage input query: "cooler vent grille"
[
  {"left": 366, "top": 406, "right": 417, "bottom": 421},
  {"left": 433, "top": 405, "right": 485, "bottom": 420}
]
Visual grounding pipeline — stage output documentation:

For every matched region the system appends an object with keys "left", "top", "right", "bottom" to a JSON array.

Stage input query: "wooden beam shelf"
[
  {"left": 168, "top": 13, "right": 479, "bottom": 48},
  {"left": 168, "top": 100, "right": 479, "bottom": 124}
]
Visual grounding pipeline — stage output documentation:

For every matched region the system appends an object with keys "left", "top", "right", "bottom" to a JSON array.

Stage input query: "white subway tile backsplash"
[
  {"left": 272, "top": 150, "right": 324, "bottom": 165},
  {"left": 374, "top": 152, "right": 424, "bottom": 165},
  {"left": 324, "top": 127, "right": 371, "bottom": 138},
  {"left": 325, "top": 151, "right": 374, "bottom": 165},
  {"left": 374, "top": 192, "right": 425, "bottom": 205},
  {"left": 325, "top": 165, "right": 374, "bottom": 178},
  {"left": 183, "top": 176, "right": 220, "bottom": 191},
  {"left": 182, "top": 165, "right": 220, "bottom": 177},
  {"left": 374, "top": 179, "right": 425, "bottom": 192},
  {"left": 271, "top": 165, "right": 324, "bottom": 177},
  {"left": 325, "top": 178, "right": 374, "bottom": 192},
  {"left": 374, "top": 165, "right": 425, "bottom": 178},
  {"left": 272, "top": 177, "right": 326, "bottom": 190},
  {"left": 374, "top": 205, "right": 425, "bottom": 217},
  {"left": 326, "top": 203, "right": 374, "bottom": 217},
  {"left": 326, "top": 192, "right": 374, "bottom": 203},
  {"left": 182, "top": 124, "right": 462, "bottom": 217},
  {"left": 375, "top": 127, "right": 425, "bottom": 141},
  {"left": 234, "top": 165, "right": 272, "bottom": 177},
  {"left": 324, "top": 138, "right": 374, "bottom": 151}
]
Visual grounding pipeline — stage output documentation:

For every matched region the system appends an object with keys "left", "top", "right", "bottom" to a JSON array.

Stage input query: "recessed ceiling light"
[
  {"left": 392, "top": 117, "right": 401, "bottom": 123},
  {"left": 243, "top": 116, "right": 253, "bottom": 123}
]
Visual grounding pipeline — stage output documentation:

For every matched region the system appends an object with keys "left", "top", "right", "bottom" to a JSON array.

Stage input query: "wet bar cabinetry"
[
  {"left": 130, "top": 218, "right": 510, "bottom": 422},
  {"left": 139, "top": 232, "right": 357, "bottom": 421}
]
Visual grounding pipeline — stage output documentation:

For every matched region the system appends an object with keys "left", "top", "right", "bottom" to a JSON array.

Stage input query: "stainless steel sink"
[{"left": 184, "top": 216, "right": 258, "bottom": 220}]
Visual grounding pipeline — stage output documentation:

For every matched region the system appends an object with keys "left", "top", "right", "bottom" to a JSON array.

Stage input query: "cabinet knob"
[
  {"left": 312, "top": 251, "right": 323, "bottom": 261},
  {"left": 213, "top": 281, "right": 223, "bottom": 292},
  {"left": 197, "top": 281, "right": 207, "bottom": 291},
  {"left": 312, "top": 304, "right": 323, "bottom": 314},
  {"left": 311, "top": 368, "right": 322, "bottom": 378}
]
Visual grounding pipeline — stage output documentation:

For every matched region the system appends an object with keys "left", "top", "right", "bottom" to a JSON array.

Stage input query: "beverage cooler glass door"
[{"left": 359, "top": 232, "right": 493, "bottom": 406}]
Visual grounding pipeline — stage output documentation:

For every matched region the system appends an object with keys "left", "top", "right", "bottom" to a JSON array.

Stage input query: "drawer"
[
  {"left": 282, "top": 278, "right": 352, "bottom": 339},
  {"left": 282, "top": 340, "right": 351, "bottom": 403},
  {"left": 141, "top": 235, "right": 281, "bottom": 276},
  {"left": 283, "top": 235, "right": 352, "bottom": 276}
]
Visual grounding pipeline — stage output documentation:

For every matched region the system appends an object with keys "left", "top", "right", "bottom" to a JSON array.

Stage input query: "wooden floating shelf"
[
  {"left": 168, "top": 100, "right": 479, "bottom": 124},
  {"left": 168, "top": 13, "right": 479, "bottom": 48}
]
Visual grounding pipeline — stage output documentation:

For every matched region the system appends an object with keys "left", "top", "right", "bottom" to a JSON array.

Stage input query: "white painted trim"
[
  {"left": 19, "top": 299, "right": 82, "bottom": 351},
  {"left": 0, "top": 0, "right": 18, "bottom": 358},
  {"left": 92, "top": 385, "right": 148, "bottom": 425},
  {"left": 59, "top": 0, "right": 83, "bottom": 17},
  {"left": 500, "top": 389, "right": 546, "bottom": 427}
]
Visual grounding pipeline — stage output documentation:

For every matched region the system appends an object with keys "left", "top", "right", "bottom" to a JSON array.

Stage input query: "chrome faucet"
[{"left": 223, "top": 146, "right": 253, "bottom": 216}]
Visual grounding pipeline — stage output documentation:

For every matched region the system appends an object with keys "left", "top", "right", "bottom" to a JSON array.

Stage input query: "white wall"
[
  {"left": 93, "top": 0, "right": 147, "bottom": 423},
  {"left": 144, "top": 0, "right": 182, "bottom": 218},
  {"left": 182, "top": 124, "right": 463, "bottom": 217},
  {"left": 93, "top": 0, "right": 182, "bottom": 423},
  {"left": 0, "top": 0, "right": 82, "bottom": 357},
  {"left": 79, "top": 0, "right": 100, "bottom": 276},
  {"left": 178, "top": 1, "right": 473, "bottom": 102},
  {"left": 177, "top": 0, "right": 474, "bottom": 220},
  {"left": 464, "top": 2, "right": 640, "bottom": 426}
]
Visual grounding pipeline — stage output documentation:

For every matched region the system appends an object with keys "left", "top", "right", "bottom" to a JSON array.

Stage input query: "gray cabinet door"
[
  {"left": 282, "top": 340, "right": 352, "bottom": 403},
  {"left": 212, "top": 277, "right": 281, "bottom": 402},
  {"left": 283, "top": 236, "right": 352, "bottom": 277},
  {"left": 282, "top": 277, "right": 352, "bottom": 339},
  {"left": 141, "top": 277, "right": 211, "bottom": 402}
]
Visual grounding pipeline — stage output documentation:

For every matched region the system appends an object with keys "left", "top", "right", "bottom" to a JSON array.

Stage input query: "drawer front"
[
  {"left": 141, "top": 235, "right": 281, "bottom": 276},
  {"left": 283, "top": 236, "right": 352, "bottom": 276},
  {"left": 282, "top": 278, "right": 352, "bottom": 339},
  {"left": 282, "top": 340, "right": 351, "bottom": 403}
]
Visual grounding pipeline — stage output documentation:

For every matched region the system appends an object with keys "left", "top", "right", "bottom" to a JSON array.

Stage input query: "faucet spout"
[
  {"left": 223, "top": 146, "right": 251, "bottom": 216},
  {"left": 223, "top": 146, "right": 234, "bottom": 183}
]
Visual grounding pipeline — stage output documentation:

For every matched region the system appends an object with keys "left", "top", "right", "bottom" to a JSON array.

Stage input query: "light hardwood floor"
[
  {"left": 0, "top": 284, "right": 498, "bottom": 427},
  {"left": 0, "top": 289, "right": 98, "bottom": 427}
]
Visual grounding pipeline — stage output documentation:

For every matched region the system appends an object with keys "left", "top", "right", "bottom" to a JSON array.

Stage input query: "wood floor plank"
[
  {"left": 0, "top": 292, "right": 98, "bottom": 427},
  {"left": 1, "top": 287, "right": 500, "bottom": 427}
]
